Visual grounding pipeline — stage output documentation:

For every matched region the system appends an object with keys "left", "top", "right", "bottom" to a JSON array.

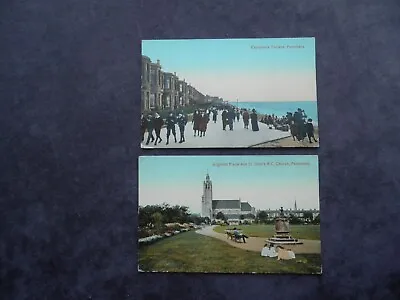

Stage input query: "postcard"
[
  {"left": 141, "top": 37, "right": 319, "bottom": 148},
  {"left": 138, "top": 155, "right": 321, "bottom": 274}
]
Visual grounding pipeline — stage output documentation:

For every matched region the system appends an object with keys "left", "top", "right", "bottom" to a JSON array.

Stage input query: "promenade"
[
  {"left": 196, "top": 226, "right": 321, "bottom": 254},
  {"left": 141, "top": 115, "right": 291, "bottom": 148}
]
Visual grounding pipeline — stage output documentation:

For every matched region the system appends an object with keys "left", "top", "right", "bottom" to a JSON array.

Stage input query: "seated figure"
[
  {"left": 261, "top": 244, "right": 278, "bottom": 257},
  {"left": 233, "top": 227, "right": 247, "bottom": 243}
]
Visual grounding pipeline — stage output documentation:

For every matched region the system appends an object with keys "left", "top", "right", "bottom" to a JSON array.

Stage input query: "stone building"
[
  {"left": 201, "top": 173, "right": 256, "bottom": 223},
  {"left": 141, "top": 56, "right": 151, "bottom": 111},
  {"left": 141, "top": 55, "right": 220, "bottom": 111},
  {"left": 187, "top": 84, "right": 195, "bottom": 105},
  {"left": 178, "top": 80, "right": 189, "bottom": 107},
  {"left": 192, "top": 88, "right": 205, "bottom": 104},
  {"left": 149, "top": 60, "right": 163, "bottom": 110},
  {"left": 163, "top": 72, "right": 179, "bottom": 109}
]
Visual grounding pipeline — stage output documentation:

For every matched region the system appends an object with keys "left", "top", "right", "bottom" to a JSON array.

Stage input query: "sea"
[{"left": 236, "top": 101, "right": 319, "bottom": 125}]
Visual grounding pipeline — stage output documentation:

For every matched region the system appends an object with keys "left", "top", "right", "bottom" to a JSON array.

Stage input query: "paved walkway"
[
  {"left": 141, "top": 115, "right": 290, "bottom": 149},
  {"left": 196, "top": 226, "right": 321, "bottom": 254}
]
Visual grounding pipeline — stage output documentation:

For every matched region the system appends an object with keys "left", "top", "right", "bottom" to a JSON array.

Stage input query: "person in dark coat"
[
  {"left": 242, "top": 109, "right": 249, "bottom": 129},
  {"left": 198, "top": 111, "right": 209, "bottom": 137},
  {"left": 165, "top": 112, "right": 177, "bottom": 145},
  {"left": 236, "top": 110, "right": 240, "bottom": 122},
  {"left": 294, "top": 108, "right": 306, "bottom": 141},
  {"left": 222, "top": 109, "right": 228, "bottom": 130},
  {"left": 177, "top": 112, "right": 188, "bottom": 143},
  {"left": 212, "top": 109, "right": 218, "bottom": 123},
  {"left": 305, "top": 118, "right": 318, "bottom": 143},
  {"left": 227, "top": 109, "right": 235, "bottom": 130},
  {"left": 145, "top": 114, "right": 155, "bottom": 145},
  {"left": 192, "top": 110, "right": 200, "bottom": 137},
  {"left": 289, "top": 120, "right": 297, "bottom": 141},
  {"left": 141, "top": 113, "right": 147, "bottom": 142},
  {"left": 250, "top": 109, "right": 259, "bottom": 131},
  {"left": 153, "top": 112, "right": 164, "bottom": 145}
]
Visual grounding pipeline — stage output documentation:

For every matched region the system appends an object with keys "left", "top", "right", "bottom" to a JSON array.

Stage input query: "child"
[{"left": 305, "top": 118, "right": 318, "bottom": 143}]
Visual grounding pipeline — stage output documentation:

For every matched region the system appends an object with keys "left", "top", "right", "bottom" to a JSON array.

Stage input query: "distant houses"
[
  {"left": 141, "top": 55, "right": 223, "bottom": 111},
  {"left": 256, "top": 207, "right": 320, "bottom": 223}
]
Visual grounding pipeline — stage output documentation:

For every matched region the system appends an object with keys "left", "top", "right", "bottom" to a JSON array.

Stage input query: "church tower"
[
  {"left": 201, "top": 173, "right": 213, "bottom": 220},
  {"left": 294, "top": 199, "right": 297, "bottom": 211}
]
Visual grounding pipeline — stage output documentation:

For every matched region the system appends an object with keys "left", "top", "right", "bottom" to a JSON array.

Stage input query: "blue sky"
[
  {"left": 142, "top": 38, "right": 315, "bottom": 72},
  {"left": 139, "top": 155, "right": 320, "bottom": 213},
  {"left": 142, "top": 38, "right": 317, "bottom": 102}
]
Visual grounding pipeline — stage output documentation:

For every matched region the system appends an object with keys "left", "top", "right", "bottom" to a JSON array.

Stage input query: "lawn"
[
  {"left": 138, "top": 231, "right": 321, "bottom": 274},
  {"left": 213, "top": 224, "right": 320, "bottom": 240}
]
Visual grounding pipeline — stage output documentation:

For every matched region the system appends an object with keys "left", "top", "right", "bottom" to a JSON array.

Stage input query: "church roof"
[
  {"left": 212, "top": 200, "right": 240, "bottom": 209},
  {"left": 240, "top": 202, "right": 252, "bottom": 211}
]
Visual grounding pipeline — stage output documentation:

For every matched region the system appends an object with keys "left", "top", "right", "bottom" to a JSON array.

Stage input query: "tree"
[
  {"left": 139, "top": 205, "right": 163, "bottom": 228},
  {"left": 257, "top": 210, "right": 268, "bottom": 224},
  {"left": 289, "top": 213, "right": 302, "bottom": 225},
  {"left": 216, "top": 211, "right": 225, "bottom": 220},
  {"left": 302, "top": 211, "right": 313, "bottom": 223},
  {"left": 312, "top": 214, "right": 320, "bottom": 225},
  {"left": 240, "top": 215, "right": 245, "bottom": 220},
  {"left": 151, "top": 212, "right": 164, "bottom": 233}
]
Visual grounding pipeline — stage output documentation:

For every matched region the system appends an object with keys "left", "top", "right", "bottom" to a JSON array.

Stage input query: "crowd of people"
[
  {"left": 211, "top": 107, "right": 260, "bottom": 132},
  {"left": 141, "top": 111, "right": 188, "bottom": 146},
  {"left": 141, "top": 106, "right": 318, "bottom": 146},
  {"left": 258, "top": 108, "right": 318, "bottom": 144}
]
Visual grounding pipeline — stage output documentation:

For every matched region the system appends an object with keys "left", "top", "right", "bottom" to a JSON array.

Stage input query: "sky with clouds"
[{"left": 142, "top": 37, "right": 317, "bottom": 102}]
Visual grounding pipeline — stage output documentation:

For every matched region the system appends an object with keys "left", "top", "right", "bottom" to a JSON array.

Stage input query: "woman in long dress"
[
  {"left": 192, "top": 110, "right": 200, "bottom": 136},
  {"left": 250, "top": 109, "right": 259, "bottom": 131}
]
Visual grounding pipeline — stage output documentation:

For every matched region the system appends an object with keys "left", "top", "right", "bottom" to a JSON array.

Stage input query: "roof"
[
  {"left": 223, "top": 214, "right": 241, "bottom": 220},
  {"left": 240, "top": 202, "right": 252, "bottom": 211},
  {"left": 212, "top": 200, "right": 240, "bottom": 209},
  {"left": 142, "top": 55, "right": 151, "bottom": 61}
]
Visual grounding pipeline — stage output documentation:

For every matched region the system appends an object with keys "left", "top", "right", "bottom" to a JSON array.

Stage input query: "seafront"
[{"left": 141, "top": 114, "right": 291, "bottom": 148}]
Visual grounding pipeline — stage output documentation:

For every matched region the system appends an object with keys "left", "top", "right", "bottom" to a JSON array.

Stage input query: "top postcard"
[{"left": 141, "top": 37, "right": 318, "bottom": 149}]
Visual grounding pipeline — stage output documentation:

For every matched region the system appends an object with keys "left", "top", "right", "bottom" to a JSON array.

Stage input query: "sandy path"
[{"left": 196, "top": 226, "right": 320, "bottom": 254}]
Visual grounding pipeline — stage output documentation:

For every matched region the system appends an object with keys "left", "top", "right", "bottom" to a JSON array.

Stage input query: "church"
[{"left": 201, "top": 173, "right": 256, "bottom": 223}]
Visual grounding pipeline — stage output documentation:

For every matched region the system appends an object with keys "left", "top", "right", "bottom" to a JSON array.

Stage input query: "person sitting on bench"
[{"left": 233, "top": 227, "right": 248, "bottom": 243}]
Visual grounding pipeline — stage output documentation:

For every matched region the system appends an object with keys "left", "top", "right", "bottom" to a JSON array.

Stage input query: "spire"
[
  {"left": 206, "top": 171, "right": 210, "bottom": 181},
  {"left": 294, "top": 199, "right": 297, "bottom": 211}
]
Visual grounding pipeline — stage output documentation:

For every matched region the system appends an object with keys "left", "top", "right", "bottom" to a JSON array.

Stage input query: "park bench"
[{"left": 225, "top": 229, "right": 247, "bottom": 243}]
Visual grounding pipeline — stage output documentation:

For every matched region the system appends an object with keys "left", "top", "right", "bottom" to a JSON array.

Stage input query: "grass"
[
  {"left": 213, "top": 224, "right": 320, "bottom": 240},
  {"left": 138, "top": 231, "right": 321, "bottom": 274}
]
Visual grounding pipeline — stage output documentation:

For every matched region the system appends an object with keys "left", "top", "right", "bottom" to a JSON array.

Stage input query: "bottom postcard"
[{"left": 138, "top": 155, "right": 321, "bottom": 274}]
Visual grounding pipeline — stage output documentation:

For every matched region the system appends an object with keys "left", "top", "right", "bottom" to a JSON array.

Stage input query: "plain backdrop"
[{"left": 1, "top": 0, "right": 400, "bottom": 299}]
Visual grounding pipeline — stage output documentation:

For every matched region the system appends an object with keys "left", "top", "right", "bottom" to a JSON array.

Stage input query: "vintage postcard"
[
  {"left": 141, "top": 37, "right": 318, "bottom": 149},
  {"left": 138, "top": 155, "right": 321, "bottom": 274}
]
